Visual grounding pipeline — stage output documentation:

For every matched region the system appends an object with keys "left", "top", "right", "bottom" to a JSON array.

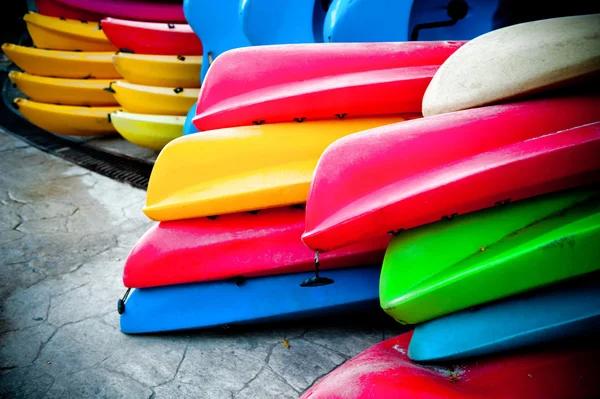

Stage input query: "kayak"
[
  {"left": 14, "top": 98, "right": 120, "bottom": 137},
  {"left": 24, "top": 12, "right": 116, "bottom": 51},
  {"left": 2, "top": 44, "right": 120, "bottom": 79},
  {"left": 112, "top": 52, "right": 201, "bottom": 88},
  {"left": 324, "top": 0, "right": 500, "bottom": 43},
  {"left": 100, "top": 18, "right": 203, "bottom": 56},
  {"left": 194, "top": 41, "right": 463, "bottom": 131},
  {"left": 183, "top": 104, "right": 199, "bottom": 135},
  {"left": 35, "top": 0, "right": 186, "bottom": 22},
  {"left": 408, "top": 273, "right": 600, "bottom": 362},
  {"left": 110, "top": 111, "right": 183, "bottom": 151},
  {"left": 124, "top": 206, "right": 389, "bottom": 288},
  {"left": 143, "top": 116, "right": 407, "bottom": 222},
  {"left": 120, "top": 266, "right": 381, "bottom": 334},
  {"left": 240, "top": 0, "right": 325, "bottom": 45},
  {"left": 108, "top": 80, "right": 199, "bottom": 116},
  {"left": 380, "top": 186, "right": 600, "bottom": 325},
  {"left": 301, "top": 96, "right": 600, "bottom": 252},
  {"left": 301, "top": 331, "right": 600, "bottom": 399},
  {"left": 183, "top": 0, "right": 251, "bottom": 83},
  {"left": 8, "top": 71, "right": 118, "bottom": 106},
  {"left": 423, "top": 14, "right": 600, "bottom": 117}
]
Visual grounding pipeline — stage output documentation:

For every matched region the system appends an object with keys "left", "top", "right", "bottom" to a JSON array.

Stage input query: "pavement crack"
[
  {"left": 172, "top": 340, "right": 190, "bottom": 380},
  {"left": 50, "top": 282, "right": 90, "bottom": 299},
  {"left": 100, "top": 365, "right": 151, "bottom": 388},
  {"left": 301, "top": 338, "right": 351, "bottom": 361},
  {"left": 266, "top": 365, "right": 301, "bottom": 394},
  {"left": 31, "top": 326, "right": 59, "bottom": 366},
  {"left": 300, "top": 360, "right": 348, "bottom": 395}
]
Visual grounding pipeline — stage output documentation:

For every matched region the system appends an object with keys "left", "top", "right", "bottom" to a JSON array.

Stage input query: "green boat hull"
[{"left": 380, "top": 186, "right": 600, "bottom": 325}]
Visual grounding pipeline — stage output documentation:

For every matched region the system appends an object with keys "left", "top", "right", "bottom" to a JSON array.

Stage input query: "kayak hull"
[
  {"left": 112, "top": 52, "right": 201, "bottom": 88},
  {"left": 301, "top": 331, "right": 600, "bottom": 399},
  {"left": 8, "top": 71, "right": 118, "bottom": 106},
  {"left": 120, "top": 266, "right": 382, "bottom": 334},
  {"left": 110, "top": 111, "right": 183, "bottom": 151},
  {"left": 110, "top": 81, "right": 199, "bottom": 116},
  {"left": 409, "top": 273, "right": 600, "bottom": 362},
  {"left": 302, "top": 96, "right": 600, "bottom": 252},
  {"left": 100, "top": 18, "right": 203, "bottom": 56},
  {"left": 194, "top": 41, "right": 464, "bottom": 131},
  {"left": 380, "top": 186, "right": 600, "bottom": 325},
  {"left": 124, "top": 206, "right": 389, "bottom": 288},
  {"left": 15, "top": 98, "right": 120, "bottom": 137},
  {"left": 2, "top": 44, "right": 120, "bottom": 79}
]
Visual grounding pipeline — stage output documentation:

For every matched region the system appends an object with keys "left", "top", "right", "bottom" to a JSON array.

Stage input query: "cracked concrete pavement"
[{"left": 0, "top": 130, "right": 408, "bottom": 398}]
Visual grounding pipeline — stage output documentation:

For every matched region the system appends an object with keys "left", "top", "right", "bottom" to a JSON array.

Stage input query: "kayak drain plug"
[
  {"left": 117, "top": 288, "right": 131, "bottom": 314},
  {"left": 300, "top": 251, "right": 334, "bottom": 287}
]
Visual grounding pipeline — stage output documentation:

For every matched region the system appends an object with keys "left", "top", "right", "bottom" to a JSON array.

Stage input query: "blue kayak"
[
  {"left": 240, "top": 0, "right": 327, "bottom": 45},
  {"left": 408, "top": 274, "right": 600, "bottom": 362},
  {"left": 324, "top": 0, "right": 499, "bottom": 42},
  {"left": 120, "top": 266, "right": 381, "bottom": 334},
  {"left": 183, "top": 0, "right": 251, "bottom": 83},
  {"left": 183, "top": 103, "right": 199, "bottom": 135}
]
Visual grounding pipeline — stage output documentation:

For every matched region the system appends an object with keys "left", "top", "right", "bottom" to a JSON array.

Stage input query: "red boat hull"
[
  {"left": 301, "top": 331, "right": 600, "bottom": 399},
  {"left": 302, "top": 96, "right": 600, "bottom": 252},
  {"left": 101, "top": 18, "right": 202, "bottom": 56},
  {"left": 36, "top": 0, "right": 186, "bottom": 22},
  {"left": 193, "top": 41, "right": 465, "bottom": 131},
  {"left": 123, "top": 206, "right": 389, "bottom": 288}
]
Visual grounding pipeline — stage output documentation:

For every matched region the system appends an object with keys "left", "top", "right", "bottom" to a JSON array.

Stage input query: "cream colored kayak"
[
  {"left": 423, "top": 14, "right": 600, "bottom": 116},
  {"left": 111, "top": 111, "right": 184, "bottom": 151},
  {"left": 15, "top": 97, "right": 120, "bottom": 137},
  {"left": 143, "top": 116, "right": 407, "bottom": 221},
  {"left": 109, "top": 81, "right": 199, "bottom": 116},
  {"left": 2, "top": 43, "right": 120, "bottom": 79},
  {"left": 24, "top": 11, "right": 117, "bottom": 51},
  {"left": 9, "top": 71, "right": 118, "bottom": 106},
  {"left": 112, "top": 52, "right": 201, "bottom": 88}
]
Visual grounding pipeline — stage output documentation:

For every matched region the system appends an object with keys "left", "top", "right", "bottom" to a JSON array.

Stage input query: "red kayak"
[
  {"left": 123, "top": 206, "right": 389, "bottom": 288},
  {"left": 36, "top": 0, "right": 186, "bottom": 22},
  {"left": 193, "top": 41, "right": 465, "bottom": 131},
  {"left": 301, "top": 331, "right": 600, "bottom": 398},
  {"left": 302, "top": 95, "right": 600, "bottom": 252},
  {"left": 101, "top": 18, "right": 202, "bottom": 56}
]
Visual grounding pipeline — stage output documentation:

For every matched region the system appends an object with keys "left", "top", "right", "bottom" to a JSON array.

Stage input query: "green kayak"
[{"left": 380, "top": 186, "right": 600, "bottom": 325}]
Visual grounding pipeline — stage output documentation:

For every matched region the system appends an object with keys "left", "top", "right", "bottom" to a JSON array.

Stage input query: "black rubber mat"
[{"left": 0, "top": 70, "right": 153, "bottom": 190}]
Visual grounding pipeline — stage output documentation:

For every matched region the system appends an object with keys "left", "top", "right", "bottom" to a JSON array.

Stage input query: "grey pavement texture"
[{"left": 0, "top": 130, "right": 407, "bottom": 398}]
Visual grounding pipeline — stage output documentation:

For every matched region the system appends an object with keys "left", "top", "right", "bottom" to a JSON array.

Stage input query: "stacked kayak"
[
  {"left": 3, "top": 12, "right": 122, "bottom": 137},
  {"left": 119, "top": 40, "right": 464, "bottom": 333}
]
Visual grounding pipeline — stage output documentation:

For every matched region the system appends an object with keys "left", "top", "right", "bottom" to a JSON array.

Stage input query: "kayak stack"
[
  {"left": 3, "top": 11, "right": 122, "bottom": 137},
  {"left": 300, "top": 13, "right": 600, "bottom": 398}
]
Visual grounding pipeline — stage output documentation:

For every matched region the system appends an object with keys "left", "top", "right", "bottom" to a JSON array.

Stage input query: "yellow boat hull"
[
  {"left": 15, "top": 98, "right": 121, "bottom": 137},
  {"left": 2, "top": 43, "right": 120, "bottom": 79},
  {"left": 110, "top": 81, "right": 199, "bottom": 116},
  {"left": 111, "top": 111, "right": 184, "bottom": 151},
  {"left": 112, "top": 52, "right": 201, "bottom": 88},
  {"left": 9, "top": 71, "right": 118, "bottom": 106},
  {"left": 24, "top": 12, "right": 116, "bottom": 52},
  {"left": 143, "top": 116, "right": 408, "bottom": 221}
]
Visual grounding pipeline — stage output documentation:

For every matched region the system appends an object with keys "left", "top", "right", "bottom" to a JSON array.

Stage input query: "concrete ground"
[{"left": 0, "top": 130, "right": 406, "bottom": 398}]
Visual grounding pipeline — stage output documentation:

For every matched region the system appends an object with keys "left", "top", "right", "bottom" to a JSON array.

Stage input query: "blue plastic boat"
[
  {"left": 324, "top": 0, "right": 500, "bottom": 42},
  {"left": 120, "top": 266, "right": 381, "bottom": 333},
  {"left": 408, "top": 274, "right": 600, "bottom": 362},
  {"left": 183, "top": 0, "right": 251, "bottom": 83},
  {"left": 240, "top": 0, "right": 327, "bottom": 45},
  {"left": 183, "top": 104, "right": 199, "bottom": 135}
]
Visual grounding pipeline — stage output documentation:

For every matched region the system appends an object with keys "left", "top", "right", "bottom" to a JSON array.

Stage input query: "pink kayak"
[
  {"left": 302, "top": 95, "right": 600, "bottom": 252},
  {"left": 123, "top": 206, "right": 389, "bottom": 288},
  {"left": 35, "top": 0, "right": 186, "bottom": 22},
  {"left": 301, "top": 331, "right": 600, "bottom": 398},
  {"left": 193, "top": 41, "right": 465, "bottom": 131}
]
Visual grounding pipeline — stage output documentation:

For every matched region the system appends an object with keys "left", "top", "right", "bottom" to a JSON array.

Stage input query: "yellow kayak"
[
  {"left": 109, "top": 81, "right": 199, "bottom": 116},
  {"left": 2, "top": 43, "right": 120, "bottom": 79},
  {"left": 14, "top": 98, "right": 121, "bottom": 137},
  {"left": 112, "top": 52, "right": 201, "bottom": 88},
  {"left": 9, "top": 71, "right": 118, "bottom": 106},
  {"left": 143, "top": 116, "right": 407, "bottom": 221},
  {"left": 111, "top": 111, "right": 184, "bottom": 151},
  {"left": 24, "top": 11, "right": 117, "bottom": 52}
]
